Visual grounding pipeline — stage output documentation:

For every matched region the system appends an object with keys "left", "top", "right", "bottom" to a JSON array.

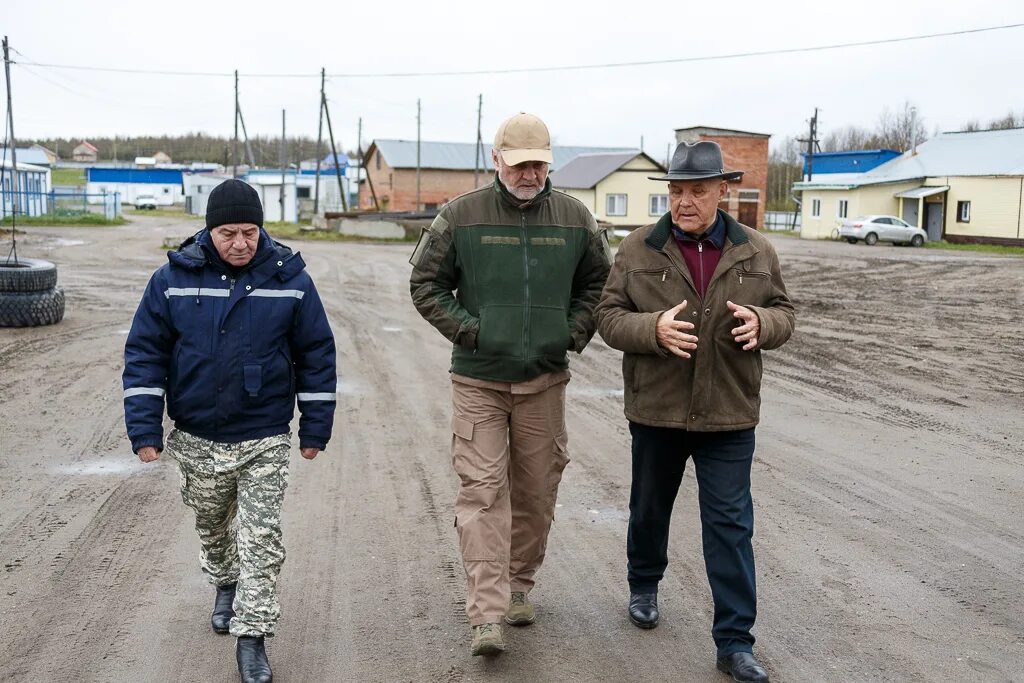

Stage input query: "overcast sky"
[{"left": 5, "top": 0, "right": 1023, "bottom": 158}]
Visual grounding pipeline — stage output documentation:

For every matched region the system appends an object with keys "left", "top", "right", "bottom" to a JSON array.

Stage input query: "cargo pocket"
[{"left": 549, "top": 430, "right": 571, "bottom": 502}]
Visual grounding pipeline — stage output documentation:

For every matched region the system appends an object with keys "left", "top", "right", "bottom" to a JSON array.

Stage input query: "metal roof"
[
  {"left": 370, "top": 139, "right": 638, "bottom": 171},
  {"left": 894, "top": 185, "right": 950, "bottom": 199},
  {"left": 0, "top": 147, "right": 51, "bottom": 167},
  {"left": 796, "top": 128, "right": 1024, "bottom": 192},
  {"left": 550, "top": 152, "right": 648, "bottom": 189},
  {"left": 674, "top": 125, "right": 771, "bottom": 138}
]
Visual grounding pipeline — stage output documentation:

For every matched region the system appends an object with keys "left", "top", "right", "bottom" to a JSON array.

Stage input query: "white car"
[
  {"left": 839, "top": 215, "right": 926, "bottom": 247},
  {"left": 134, "top": 194, "right": 158, "bottom": 210}
]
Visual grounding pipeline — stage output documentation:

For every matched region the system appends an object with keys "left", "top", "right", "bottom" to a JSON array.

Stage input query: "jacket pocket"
[
  {"left": 477, "top": 305, "right": 523, "bottom": 358},
  {"left": 243, "top": 363, "right": 262, "bottom": 397},
  {"left": 529, "top": 306, "right": 571, "bottom": 358}
]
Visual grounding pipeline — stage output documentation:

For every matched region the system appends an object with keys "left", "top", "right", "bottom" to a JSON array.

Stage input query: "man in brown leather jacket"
[{"left": 596, "top": 141, "right": 794, "bottom": 683}]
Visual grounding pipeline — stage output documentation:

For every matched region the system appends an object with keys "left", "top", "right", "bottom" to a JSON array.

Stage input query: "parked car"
[
  {"left": 839, "top": 215, "right": 926, "bottom": 246},
  {"left": 134, "top": 194, "right": 158, "bottom": 210}
]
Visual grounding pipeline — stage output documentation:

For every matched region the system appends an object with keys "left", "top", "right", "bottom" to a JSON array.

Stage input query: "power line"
[{"left": 13, "top": 22, "right": 1024, "bottom": 79}]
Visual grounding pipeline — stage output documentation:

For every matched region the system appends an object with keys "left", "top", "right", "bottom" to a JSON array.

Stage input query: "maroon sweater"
[{"left": 672, "top": 213, "right": 725, "bottom": 299}]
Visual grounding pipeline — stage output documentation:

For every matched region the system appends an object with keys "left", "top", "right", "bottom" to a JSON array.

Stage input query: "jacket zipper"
[
  {"left": 520, "top": 212, "right": 530, "bottom": 375},
  {"left": 698, "top": 241, "right": 705, "bottom": 302}
]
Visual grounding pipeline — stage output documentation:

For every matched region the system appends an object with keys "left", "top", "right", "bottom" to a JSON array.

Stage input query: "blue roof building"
[{"left": 801, "top": 150, "right": 901, "bottom": 176}]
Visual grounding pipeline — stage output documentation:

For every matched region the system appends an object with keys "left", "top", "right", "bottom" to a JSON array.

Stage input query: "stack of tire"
[{"left": 0, "top": 257, "right": 66, "bottom": 327}]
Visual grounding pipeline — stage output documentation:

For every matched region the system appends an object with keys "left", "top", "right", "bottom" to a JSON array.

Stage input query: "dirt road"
[{"left": 1, "top": 216, "right": 1022, "bottom": 682}]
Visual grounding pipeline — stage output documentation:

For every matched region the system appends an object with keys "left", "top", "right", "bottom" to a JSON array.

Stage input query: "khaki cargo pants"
[
  {"left": 167, "top": 428, "right": 291, "bottom": 637},
  {"left": 450, "top": 372, "right": 571, "bottom": 626}
]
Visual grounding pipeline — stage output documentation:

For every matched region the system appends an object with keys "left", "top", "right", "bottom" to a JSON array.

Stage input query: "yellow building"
[
  {"left": 551, "top": 152, "right": 666, "bottom": 227},
  {"left": 794, "top": 128, "right": 1024, "bottom": 245}
]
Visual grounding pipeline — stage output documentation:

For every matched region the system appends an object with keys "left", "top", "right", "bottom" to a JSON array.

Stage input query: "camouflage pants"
[{"left": 167, "top": 428, "right": 291, "bottom": 637}]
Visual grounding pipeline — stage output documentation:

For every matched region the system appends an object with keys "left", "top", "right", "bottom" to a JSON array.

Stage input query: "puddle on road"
[
  {"left": 568, "top": 386, "right": 624, "bottom": 398},
  {"left": 335, "top": 378, "right": 363, "bottom": 396},
  {"left": 48, "top": 238, "right": 87, "bottom": 247},
  {"left": 57, "top": 459, "right": 146, "bottom": 476}
]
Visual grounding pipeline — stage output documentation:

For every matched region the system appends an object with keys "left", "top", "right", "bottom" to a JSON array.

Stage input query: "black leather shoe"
[
  {"left": 716, "top": 652, "right": 769, "bottom": 683},
  {"left": 236, "top": 636, "right": 273, "bottom": 683},
  {"left": 628, "top": 592, "right": 659, "bottom": 629},
  {"left": 211, "top": 582, "right": 236, "bottom": 634}
]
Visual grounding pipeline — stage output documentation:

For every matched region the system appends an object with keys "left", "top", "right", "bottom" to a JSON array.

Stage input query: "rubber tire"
[
  {"left": 0, "top": 287, "right": 66, "bottom": 327},
  {"left": 864, "top": 233, "right": 879, "bottom": 246},
  {"left": 911, "top": 235, "right": 924, "bottom": 247},
  {"left": 0, "top": 258, "right": 58, "bottom": 293},
  {"left": 846, "top": 238, "right": 858, "bottom": 244}
]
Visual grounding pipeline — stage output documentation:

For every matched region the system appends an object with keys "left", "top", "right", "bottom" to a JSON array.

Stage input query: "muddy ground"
[{"left": 1, "top": 216, "right": 1022, "bottom": 683}]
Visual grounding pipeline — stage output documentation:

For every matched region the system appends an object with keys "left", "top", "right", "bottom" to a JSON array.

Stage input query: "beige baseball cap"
[{"left": 493, "top": 112, "right": 554, "bottom": 166}]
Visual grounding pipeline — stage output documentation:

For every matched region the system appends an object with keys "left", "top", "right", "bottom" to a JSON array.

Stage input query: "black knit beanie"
[{"left": 206, "top": 179, "right": 264, "bottom": 230}]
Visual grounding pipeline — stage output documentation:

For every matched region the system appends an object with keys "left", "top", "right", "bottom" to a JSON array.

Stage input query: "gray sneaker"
[
  {"left": 504, "top": 591, "right": 536, "bottom": 626},
  {"left": 470, "top": 623, "right": 505, "bottom": 656}
]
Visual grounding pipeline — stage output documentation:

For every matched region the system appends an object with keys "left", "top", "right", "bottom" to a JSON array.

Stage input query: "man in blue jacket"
[{"left": 123, "top": 179, "right": 336, "bottom": 683}]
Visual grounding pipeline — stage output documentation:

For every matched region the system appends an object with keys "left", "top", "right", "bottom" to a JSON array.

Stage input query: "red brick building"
[
  {"left": 674, "top": 126, "right": 770, "bottom": 229},
  {"left": 360, "top": 139, "right": 637, "bottom": 212}
]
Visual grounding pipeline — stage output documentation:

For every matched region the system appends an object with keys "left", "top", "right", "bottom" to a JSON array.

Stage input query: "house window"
[
  {"left": 606, "top": 193, "right": 627, "bottom": 216},
  {"left": 957, "top": 201, "right": 971, "bottom": 223},
  {"left": 837, "top": 199, "right": 848, "bottom": 218},
  {"left": 738, "top": 189, "right": 760, "bottom": 202},
  {"left": 649, "top": 194, "right": 668, "bottom": 216},
  {"left": 811, "top": 198, "right": 821, "bottom": 217},
  {"left": 296, "top": 186, "right": 311, "bottom": 199}
]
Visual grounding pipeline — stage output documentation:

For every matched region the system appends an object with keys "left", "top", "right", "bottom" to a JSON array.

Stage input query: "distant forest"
[{"left": 22, "top": 133, "right": 358, "bottom": 165}]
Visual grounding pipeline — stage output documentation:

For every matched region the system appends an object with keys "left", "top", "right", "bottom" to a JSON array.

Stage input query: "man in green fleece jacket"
[{"left": 410, "top": 112, "right": 611, "bottom": 656}]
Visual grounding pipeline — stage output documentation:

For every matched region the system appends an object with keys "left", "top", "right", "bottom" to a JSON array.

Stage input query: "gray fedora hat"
[{"left": 649, "top": 140, "right": 744, "bottom": 182}]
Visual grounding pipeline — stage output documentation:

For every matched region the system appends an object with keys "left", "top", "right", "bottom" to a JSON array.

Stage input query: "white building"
[{"left": 1, "top": 159, "right": 51, "bottom": 218}]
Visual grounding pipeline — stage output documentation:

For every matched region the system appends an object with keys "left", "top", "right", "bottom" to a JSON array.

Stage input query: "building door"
[
  {"left": 738, "top": 201, "right": 758, "bottom": 227},
  {"left": 902, "top": 199, "right": 919, "bottom": 228},
  {"left": 924, "top": 202, "right": 943, "bottom": 241}
]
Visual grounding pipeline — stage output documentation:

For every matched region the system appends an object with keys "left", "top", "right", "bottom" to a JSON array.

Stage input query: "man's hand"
[
  {"left": 300, "top": 448, "right": 320, "bottom": 460},
  {"left": 137, "top": 446, "right": 160, "bottom": 463},
  {"left": 656, "top": 300, "right": 698, "bottom": 359},
  {"left": 727, "top": 300, "right": 760, "bottom": 351}
]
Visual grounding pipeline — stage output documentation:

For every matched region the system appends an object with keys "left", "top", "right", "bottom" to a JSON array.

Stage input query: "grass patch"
[
  {"left": 1, "top": 214, "right": 126, "bottom": 226},
  {"left": 924, "top": 240, "right": 1024, "bottom": 257},
  {"left": 265, "top": 222, "right": 415, "bottom": 243},
  {"left": 51, "top": 168, "right": 86, "bottom": 186},
  {"left": 127, "top": 207, "right": 191, "bottom": 219}
]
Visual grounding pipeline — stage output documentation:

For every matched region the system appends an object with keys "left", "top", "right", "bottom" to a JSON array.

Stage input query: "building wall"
[
  {"left": 595, "top": 168, "right": 667, "bottom": 227},
  {"left": 559, "top": 188, "right": 596, "bottom": 214},
  {"left": 84, "top": 181, "right": 182, "bottom": 206},
  {"left": 942, "top": 176, "right": 1023, "bottom": 241},
  {"left": 359, "top": 148, "right": 494, "bottom": 211},
  {"left": 799, "top": 181, "right": 918, "bottom": 239}
]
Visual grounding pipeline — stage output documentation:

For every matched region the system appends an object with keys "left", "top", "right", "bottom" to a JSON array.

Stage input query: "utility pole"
[
  {"left": 416, "top": 98, "right": 422, "bottom": 212},
  {"left": 237, "top": 107, "right": 255, "bottom": 168},
  {"left": 3, "top": 35, "right": 21, "bottom": 256},
  {"left": 358, "top": 117, "right": 380, "bottom": 211},
  {"left": 314, "top": 68, "right": 325, "bottom": 215},
  {"left": 640, "top": 135, "right": 644, "bottom": 153},
  {"left": 474, "top": 94, "right": 482, "bottom": 189},
  {"left": 665, "top": 142, "right": 671, "bottom": 168},
  {"left": 322, "top": 93, "right": 348, "bottom": 211},
  {"left": 233, "top": 70, "right": 239, "bottom": 178},
  {"left": 798, "top": 107, "right": 819, "bottom": 181},
  {"left": 280, "top": 109, "right": 286, "bottom": 221}
]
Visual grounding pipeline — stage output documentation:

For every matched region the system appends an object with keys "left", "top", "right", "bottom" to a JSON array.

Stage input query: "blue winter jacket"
[{"left": 122, "top": 229, "right": 337, "bottom": 453}]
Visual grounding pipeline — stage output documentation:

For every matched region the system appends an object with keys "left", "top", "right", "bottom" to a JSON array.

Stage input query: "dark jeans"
[{"left": 626, "top": 422, "right": 757, "bottom": 657}]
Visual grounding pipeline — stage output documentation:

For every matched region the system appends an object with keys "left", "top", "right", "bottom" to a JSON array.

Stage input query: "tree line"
[
  {"left": 21, "top": 132, "right": 358, "bottom": 166},
  {"left": 766, "top": 103, "right": 1024, "bottom": 212}
]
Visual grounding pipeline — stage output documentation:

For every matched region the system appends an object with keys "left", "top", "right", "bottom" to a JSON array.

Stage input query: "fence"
[
  {"left": 764, "top": 210, "right": 801, "bottom": 232},
  {"left": 1, "top": 190, "right": 122, "bottom": 221}
]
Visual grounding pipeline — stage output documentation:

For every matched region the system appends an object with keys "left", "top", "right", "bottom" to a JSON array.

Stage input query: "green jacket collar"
[
  {"left": 645, "top": 208, "right": 750, "bottom": 252},
  {"left": 494, "top": 177, "right": 553, "bottom": 210}
]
